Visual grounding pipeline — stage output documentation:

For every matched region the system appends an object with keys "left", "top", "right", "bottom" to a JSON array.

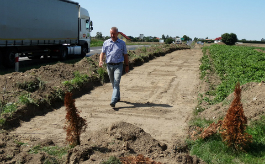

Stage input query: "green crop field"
[{"left": 200, "top": 44, "right": 265, "bottom": 104}]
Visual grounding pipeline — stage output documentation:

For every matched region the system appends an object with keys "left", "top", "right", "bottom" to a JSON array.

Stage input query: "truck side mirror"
[{"left": 89, "top": 21, "right": 93, "bottom": 32}]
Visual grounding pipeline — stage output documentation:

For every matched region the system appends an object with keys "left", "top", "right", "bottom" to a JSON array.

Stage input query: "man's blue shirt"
[{"left": 102, "top": 38, "right": 127, "bottom": 63}]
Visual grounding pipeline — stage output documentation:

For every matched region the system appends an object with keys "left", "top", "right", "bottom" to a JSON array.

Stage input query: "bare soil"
[{"left": 8, "top": 46, "right": 202, "bottom": 163}]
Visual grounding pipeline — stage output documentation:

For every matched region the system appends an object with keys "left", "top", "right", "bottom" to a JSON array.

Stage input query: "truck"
[
  {"left": 175, "top": 38, "right": 182, "bottom": 44},
  {"left": 0, "top": 0, "right": 93, "bottom": 67}
]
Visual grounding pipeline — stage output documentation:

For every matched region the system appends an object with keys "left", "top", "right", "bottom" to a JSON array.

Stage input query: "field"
[{"left": 0, "top": 43, "right": 264, "bottom": 163}]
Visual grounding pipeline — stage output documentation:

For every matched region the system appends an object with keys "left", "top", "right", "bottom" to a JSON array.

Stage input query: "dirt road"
[{"left": 10, "top": 46, "right": 203, "bottom": 161}]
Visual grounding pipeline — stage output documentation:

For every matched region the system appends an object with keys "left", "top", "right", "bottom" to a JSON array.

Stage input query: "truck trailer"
[{"left": 0, "top": 0, "right": 93, "bottom": 67}]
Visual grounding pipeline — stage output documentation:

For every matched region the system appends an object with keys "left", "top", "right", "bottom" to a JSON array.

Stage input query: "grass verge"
[{"left": 188, "top": 116, "right": 265, "bottom": 164}]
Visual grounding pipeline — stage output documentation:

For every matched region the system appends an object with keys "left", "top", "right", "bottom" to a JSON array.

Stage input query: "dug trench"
[{"left": 0, "top": 45, "right": 207, "bottom": 163}]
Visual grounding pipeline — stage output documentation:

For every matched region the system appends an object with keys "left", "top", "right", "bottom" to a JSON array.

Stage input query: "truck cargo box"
[{"left": 0, "top": 0, "right": 79, "bottom": 46}]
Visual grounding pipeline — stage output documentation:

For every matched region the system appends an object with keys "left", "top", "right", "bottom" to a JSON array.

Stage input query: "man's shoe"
[
  {"left": 117, "top": 98, "right": 120, "bottom": 102},
  {"left": 110, "top": 103, "right": 115, "bottom": 107}
]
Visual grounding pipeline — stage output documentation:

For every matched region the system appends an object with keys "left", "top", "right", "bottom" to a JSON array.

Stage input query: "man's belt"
[{"left": 107, "top": 62, "right": 122, "bottom": 65}]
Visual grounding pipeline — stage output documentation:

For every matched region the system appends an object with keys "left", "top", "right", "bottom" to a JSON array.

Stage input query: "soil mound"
[
  {"left": 199, "top": 82, "right": 265, "bottom": 122},
  {"left": 65, "top": 121, "right": 205, "bottom": 164}
]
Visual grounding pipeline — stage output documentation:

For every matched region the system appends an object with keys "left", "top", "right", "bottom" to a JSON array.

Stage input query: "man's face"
[{"left": 110, "top": 29, "right": 118, "bottom": 41}]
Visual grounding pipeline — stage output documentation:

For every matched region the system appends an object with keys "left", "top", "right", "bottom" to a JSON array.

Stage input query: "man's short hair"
[{"left": 110, "top": 27, "right": 118, "bottom": 33}]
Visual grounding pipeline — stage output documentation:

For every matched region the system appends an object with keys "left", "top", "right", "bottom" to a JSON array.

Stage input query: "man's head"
[{"left": 110, "top": 27, "right": 118, "bottom": 41}]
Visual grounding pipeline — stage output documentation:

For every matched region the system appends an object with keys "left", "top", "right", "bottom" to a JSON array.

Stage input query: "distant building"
[
  {"left": 139, "top": 34, "right": 144, "bottom": 40},
  {"left": 118, "top": 32, "right": 131, "bottom": 43},
  {"left": 214, "top": 37, "right": 222, "bottom": 43}
]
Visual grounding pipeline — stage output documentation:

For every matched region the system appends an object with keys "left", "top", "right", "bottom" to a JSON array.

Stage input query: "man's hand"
[
  {"left": 99, "top": 61, "right": 103, "bottom": 67},
  {"left": 125, "top": 65, "right": 129, "bottom": 73},
  {"left": 99, "top": 52, "right": 105, "bottom": 67}
]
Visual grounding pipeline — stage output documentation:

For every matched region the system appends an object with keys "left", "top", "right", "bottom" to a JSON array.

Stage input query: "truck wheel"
[
  {"left": 59, "top": 47, "right": 68, "bottom": 60},
  {"left": 81, "top": 45, "right": 87, "bottom": 57},
  {"left": 3, "top": 48, "right": 17, "bottom": 68}
]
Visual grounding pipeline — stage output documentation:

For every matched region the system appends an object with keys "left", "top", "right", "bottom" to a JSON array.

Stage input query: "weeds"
[
  {"left": 62, "top": 71, "right": 89, "bottom": 91},
  {"left": 97, "top": 67, "right": 108, "bottom": 84},
  {"left": 16, "top": 78, "right": 45, "bottom": 92},
  {"left": 1, "top": 103, "right": 17, "bottom": 115},
  {"left": 100, "top": 156, "right": 121, "bottom": 164},
  {"left": 19, "top": 92, "right": 38, "bottom": 106},
  {"left": 29, "top": 145, "right": 70, "bottom": 163},
  {"left": 193, "top": 106, "right": 205, "bottom": 116}
]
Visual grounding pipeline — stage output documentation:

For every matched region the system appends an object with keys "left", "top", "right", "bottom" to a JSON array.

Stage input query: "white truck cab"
[{"left": 79, "top": 7, "right": 93, "bottom": 54}]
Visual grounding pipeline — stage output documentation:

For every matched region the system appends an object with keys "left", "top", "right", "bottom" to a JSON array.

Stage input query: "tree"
[
  {"left": 104, "top": 36, "right": 110, "bottom": 40},
  {"left": 95, "top": 32, "right": 103, "bottom": 40},
  {"left": 194, "top": 37, "right": 198, "bottom": 41},
  {"left": 162, "top": 34, "right": 165, "bottom": 39},
  {"left": 182, "top": 35, "right": 190, "bottom": 41},
  {"left": 221, "top": 33, "right": 238, "bottom": 45},
  {"left": 165, "top": 38, "right": 173, "bottom": 44}
]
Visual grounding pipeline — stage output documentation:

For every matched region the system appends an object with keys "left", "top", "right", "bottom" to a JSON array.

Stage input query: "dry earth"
[{"left": 8, "top": 46, "right": 204, "bottom": 163}]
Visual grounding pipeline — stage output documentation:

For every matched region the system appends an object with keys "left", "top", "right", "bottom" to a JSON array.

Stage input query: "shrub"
[
  {"left": 220, "top": 82, "right": 252, "bottom": 150},
  {"left": 64, "top": 92, "right": 87, "bottom": 146},
  {"left": 165, "top": 38, "right": 174, "bottom": 44}
]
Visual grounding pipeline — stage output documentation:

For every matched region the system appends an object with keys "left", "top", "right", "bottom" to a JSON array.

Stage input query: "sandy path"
[{"left": 11, "top": 46, "right": 202, "bottom": 146}]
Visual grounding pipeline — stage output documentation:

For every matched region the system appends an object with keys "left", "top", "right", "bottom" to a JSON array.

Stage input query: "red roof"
[
  {"left": 118, "top": 32, "right": 131, "bottom": 40},
  {"left": 215, "top": 37, "right": 222, "bottom": 40}
]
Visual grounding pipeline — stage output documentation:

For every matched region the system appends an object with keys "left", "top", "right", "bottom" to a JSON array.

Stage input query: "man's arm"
[
  {"left": 124, "top": 54, "right": 129, "bottom": 73},
  {"left": 99, "top": 52, "right": 105, "bottom": 67}
]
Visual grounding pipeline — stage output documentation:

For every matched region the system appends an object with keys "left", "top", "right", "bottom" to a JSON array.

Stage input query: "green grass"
[
  {"left": 19, "top": 92, "right": 38, "bottom": 106},
  {"left": 188, "top": 116, "right": 265, "bottom": 164},
  {"left": 100, "top": 156, "right": 122, "bottom": 164},
  {"left": 189, "top": 117, "right": 214, "bottom": 128},
  {"left": 29, "top": 145, "right": 70, "bottom": 163},
  {"left": 1, "top": 103, "right": 18, "bottom": 114},
  {"left": 91, "top": 39, "right": 104, "bottom": 47},
  {"left": 62, "top": 71, "right": 89, "bottom": 91},
  {"left": 97, "top": 67, "right": 108, "bottom": 84}
]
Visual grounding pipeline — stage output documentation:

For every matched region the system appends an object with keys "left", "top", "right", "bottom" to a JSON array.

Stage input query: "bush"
[
  {"left": 221, "top": 33, "right": 238, "bottom": 45},
  {"left": 220, "top": 82, "right": 252, "bottom": 150},
  {"left": 165, "top": 38, "right": 174, "bottom": 44}
]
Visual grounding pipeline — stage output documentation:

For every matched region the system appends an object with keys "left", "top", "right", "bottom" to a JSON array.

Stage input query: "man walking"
[{"left": 99, "top": 27, "right": 129, "bottom": 108}]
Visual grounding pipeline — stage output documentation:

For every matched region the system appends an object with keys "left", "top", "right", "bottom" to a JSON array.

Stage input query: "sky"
[{"left": 76, "top": 0, "right": 265, "bottom": 40}]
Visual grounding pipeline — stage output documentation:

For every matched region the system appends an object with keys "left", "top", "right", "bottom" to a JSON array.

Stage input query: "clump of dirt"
[
  {"left": 65, "top": 121, "right": 205, "bottom": 164},
  {"left": 0, "top": 132, "right": 55, "bottom": 164},
  {"left": 0, "top": 122, "right": 206, "bottom": 164},
  {"left": 198, "top": 82, "right": 265, "bottom": 123}
]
